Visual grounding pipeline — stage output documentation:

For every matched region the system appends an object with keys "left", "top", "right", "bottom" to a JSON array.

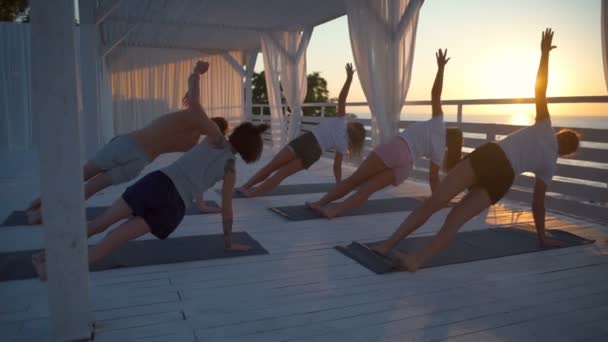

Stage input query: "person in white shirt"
[
  {"left": 372, "top": 28, "right": 580, "bottom": 272},
  {"left": 307, "top": 49, "right": 462, "bottom": 218},
  {"left": 237, "top": 63, "right": 366, "bottom": 197}
]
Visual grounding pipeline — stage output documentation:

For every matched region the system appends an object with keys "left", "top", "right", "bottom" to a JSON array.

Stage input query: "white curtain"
[
  {"left": 347, "top": 0, "right": 422, "bottom": 146},
  {"left": 260, "top": 30, "right": 312, "bottom": 147},
  {"left": 108, "top": 47, "right": 244, "bottom": 135},
  {"left": 261, "top": 35, "right": 287, "bottom": 148},
  {"left": 0, "top": 22, "right": 32, "bottom": 150},
  {"left": 603, "top": 0, "right": 608, "bottom": 92},
  {"left": 280, "top": 31, "right": 311, "bottom": 140}
]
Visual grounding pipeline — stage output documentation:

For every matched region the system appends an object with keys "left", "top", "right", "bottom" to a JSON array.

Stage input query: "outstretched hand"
[
  {"left": 345, "top": 63, "right": 355, "bottom": 78},
  {"left": 436, "top": 49, "right": 450, "bottom": 68},
  {"left": 194, "top": 60, "right": 209, "bottom": 74},
  {"left": 540, "top": 28, "right": 556, "bottom": 54}
]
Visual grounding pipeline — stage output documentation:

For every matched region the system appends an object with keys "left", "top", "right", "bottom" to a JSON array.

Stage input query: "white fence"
[{"left": 251, "top": 96, "right": 608, "bottom": 223}]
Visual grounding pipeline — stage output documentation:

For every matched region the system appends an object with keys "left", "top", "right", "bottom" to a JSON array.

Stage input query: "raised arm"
[
  {"left": 432, "top": 49, "right": 450, "bottom": 117},
  {"left": 182, "top": 61, "right": 209, "bottom": 108},
  {"left": 337, "top": 63, "right": 355, "bottom": 117},
  {"left": 535, "top": 28, "right": 556, "bottom": 122}
]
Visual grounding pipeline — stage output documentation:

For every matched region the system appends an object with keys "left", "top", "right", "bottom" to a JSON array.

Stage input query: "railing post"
[
  {"left": 457, "top": 104, "right": 463, "bottom": 123},
  {"left": 321, "top": 105, "right": 325, "bottom": 118}
]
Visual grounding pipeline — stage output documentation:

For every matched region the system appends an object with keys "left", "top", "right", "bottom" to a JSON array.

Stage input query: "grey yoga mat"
[
  {"left": 226, "top": 182, "right": 336, "bottom": 198},
  {"left": 0, "top": 232, "right": 268, "bottom": 281},
  {"left": 270, "top": 197, "right": 427, "bottom": 221},
  {"left": 1, "top": 201, "right": 220, "bottom": 227},
  {"left": 335, "top": 228, "right": 595, "bottom": 274}
]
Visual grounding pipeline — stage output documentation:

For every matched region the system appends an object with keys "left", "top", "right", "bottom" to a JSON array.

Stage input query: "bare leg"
[
  {"left": 88, "top": 217, "right": 150, "bottom": 265},
  {"left": 84, "top": 172, "right": 113, "bottom": 200},
  {"left": 397, "top": 187, "right": 492, "bottom": 272},
  {"left": 322, "top": 169, "right": 395, "bottom": 219},
  {"left": 240, "top": 146, "right": 297, "bottom": 190},
  {"left": 247, "top": 159, "right": 305, "bottom": 197},
  {"left": 308, "top": 152, "right": 388, "bottom": 211},
  {"left": 373, "top": 159, "right": 477, "bottom": 256},
  {"left": 26, "top": 161, "right": 107, "bottom": 224},
  {"left": 83, "top": 160, "right": 103, "bottom": 182},
  {"left": 87, "top": 197, "right": 133, "bottom": 238}
]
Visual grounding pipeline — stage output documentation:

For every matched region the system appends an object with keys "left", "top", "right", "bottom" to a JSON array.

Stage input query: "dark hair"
[
  {"left": 211, "top": 117, "right": 228, "bottom": 136},
  {"left": 229, "top": 122, "right": 269, "bottom": 163},
  {"left": 556, "top": 129, "right": 580, "bottom": 156},
  {"left": 444, "top": 127, "right": 463, "bottom": 171}
]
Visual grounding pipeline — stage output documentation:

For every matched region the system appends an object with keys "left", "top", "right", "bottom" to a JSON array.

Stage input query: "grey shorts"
[
  {"left": 92, "top": 135, "right": 150, "bottom": 185},
  {"left": 288, "top": 132, "right": 322, "bottom": 169}
]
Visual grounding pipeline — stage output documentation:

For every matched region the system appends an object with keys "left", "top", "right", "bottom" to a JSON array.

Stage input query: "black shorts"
[
  {"left": 122, "top": 171, "right": 185, "bottom": 240},
  {"left": 467, "top": 143, "right": 515, "bottom": 204},
  {"left": 288, "top": 132, "right": 322, "bottom": 169}
]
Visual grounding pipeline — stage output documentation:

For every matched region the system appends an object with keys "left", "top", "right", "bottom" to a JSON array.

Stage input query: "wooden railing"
[{"left": 251, "top": 96, "right": 608, "bottom": 222}]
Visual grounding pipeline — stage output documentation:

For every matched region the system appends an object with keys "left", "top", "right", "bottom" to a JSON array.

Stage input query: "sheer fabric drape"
[
  {"left": 108, "top": 48, "right": 244, "bottom": 134},
  {"left": 347, "top": 0, "right": 422, "bottom": 146}
]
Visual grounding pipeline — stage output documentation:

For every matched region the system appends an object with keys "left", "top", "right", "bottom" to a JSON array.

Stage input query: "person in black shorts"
[{"left": 371, "top": 28, "right": 580, "bottom": 272}]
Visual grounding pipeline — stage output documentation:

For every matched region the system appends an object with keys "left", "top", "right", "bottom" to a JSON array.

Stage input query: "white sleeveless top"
[
  {"left": 162, "top": 140, "right": 235, "bottom": 209},
  {"left": 311, "top": 116, "right": 349, "bottom": 153},
  {"left": 497, "top": 119, "right": 558, "bottom": 186},
  {"left": 399, "top": 115, "right": 446, "bottom": 165}
]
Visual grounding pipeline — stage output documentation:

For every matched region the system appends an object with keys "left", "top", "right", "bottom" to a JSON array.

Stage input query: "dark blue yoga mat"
[
  {"left": 336, "top": 228, "right": 595, "bottom": 274},
  {"left": 224, "top": 183, "right": 336, "bottom": 198},
  {"left": 1, "top": 201, "right": 220, "bottom": 227},
  {"left": 0, "top": 231, "right": 268, "bottom": 281}
]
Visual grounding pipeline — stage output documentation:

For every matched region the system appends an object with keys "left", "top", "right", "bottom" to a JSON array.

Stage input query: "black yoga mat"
[
  {"left": 1, "top": 201, "right": 220, "bottom": 227},
  {"left": 335, "top": 228, "right": 595, "bottom": 274},
  {"left": 270, "top": 197, "right": 428, "bottom": 221},
  {"left": 0, "top": 231, "right": 268, "bottom": 281},
  {"left": 226, "top": 183, "right": 336, "bottom": 198}
]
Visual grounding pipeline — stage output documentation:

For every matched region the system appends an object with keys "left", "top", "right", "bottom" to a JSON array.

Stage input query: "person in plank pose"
[
  {"left": 32, "top": 103, "right": 269, "bottom": 281},
  {"left": 237, "top": 63, "right": 366, "bottom": 197},
  {"left": 25, "top": 61, "right": 227, "bottom": 223},
  {"left": 372, "top": 29, "right": 580, "bottom": 272},
  {"left": 306, "top": 49, "right": 462, "bottom": 218}
]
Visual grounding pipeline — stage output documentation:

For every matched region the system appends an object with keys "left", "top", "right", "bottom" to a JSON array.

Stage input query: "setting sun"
[{"left": 509, "top": 111, "right": 534, "bottom": 126}]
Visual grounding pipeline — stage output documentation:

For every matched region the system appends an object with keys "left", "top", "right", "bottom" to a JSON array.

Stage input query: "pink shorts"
[{"left": 372, "top": 136, "right": 414, "bottom": 186}]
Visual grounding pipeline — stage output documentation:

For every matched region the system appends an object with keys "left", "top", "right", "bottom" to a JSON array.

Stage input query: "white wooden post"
[
  {"left": 31, "top": 0, "right": 93, "bottom": 340},
  {"left": 79, "top": 0, "right": 103, "bottom": 158},
  {"left": 244, "top": 50, "right": 258, "bottom": 121}
]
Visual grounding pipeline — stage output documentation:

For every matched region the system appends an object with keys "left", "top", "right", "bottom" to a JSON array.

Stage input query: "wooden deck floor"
[{"left": 1, "top": 150, "right": 607, "bottom": 342}]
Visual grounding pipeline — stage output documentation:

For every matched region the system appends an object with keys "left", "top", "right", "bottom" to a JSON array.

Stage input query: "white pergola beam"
[
  {"left": 102, "top": 21, "right": 141, "bottom": 57},
  {"left": 294, "top": 27, "right": 313, "bottom": 63},
  {"left": 222, "top": 52, "right": 247, "bottom": 77},
  {"left": 31, "top": 0, "right": 93, "bottom": 340},
  {"left": 95, "top": 0, "right": 124, "bottom": 25}
]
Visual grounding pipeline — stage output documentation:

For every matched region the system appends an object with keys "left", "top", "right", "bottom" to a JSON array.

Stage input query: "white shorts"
[{"left": 92, "top": 135, "right": 150, "bottom": 185}]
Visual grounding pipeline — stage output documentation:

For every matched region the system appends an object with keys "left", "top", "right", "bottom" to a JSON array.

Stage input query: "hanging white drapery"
[
  {"left": 0, "top": 22, "right": 32, "bottom": 150},
  {"left": 108, "top": 47, "right": 244, "bottom": 134},
  {"left": 261, "top": 35, "right": 288, "bottom": 148},
  {"left": 347, "top": 0, "right": 422, "bottom": 146},
  {"left": 280, "top": 30, "right": 312, "bottom": 140},
  {"left": 602, "top": 0, "right": 608, "bottom": 92},
  {"left": 260, "top": 29, "right": 312, "bottom": 147}
]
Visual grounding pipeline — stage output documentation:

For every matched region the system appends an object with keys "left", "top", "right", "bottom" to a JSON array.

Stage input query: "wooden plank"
[
  {"left": 562, "top": 147, "right": 608, "bottom": 163},
  {"left": 30, "top": 0, "right": 92, "bottom": 340},
  {"left": 556, "top": 163, "right": 608, "bottom": 183},
  {"left": 513, "top": 175, "right": 607, "bottom": 204}
]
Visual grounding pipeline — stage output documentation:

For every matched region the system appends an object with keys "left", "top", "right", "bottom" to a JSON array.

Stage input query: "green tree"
[
  {"left": 0, "top": 0, "right": 28, "bottom": 22},
  {"left": 251, "top": 70, "right": 337, "bottom": 117}
]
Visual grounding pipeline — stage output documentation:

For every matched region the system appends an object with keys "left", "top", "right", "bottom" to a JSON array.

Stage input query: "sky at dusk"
[{"left": 255, "top": 0, "right": 608, "bottom": 121}]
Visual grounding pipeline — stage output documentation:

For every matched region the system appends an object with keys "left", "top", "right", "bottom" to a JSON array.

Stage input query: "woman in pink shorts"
[{"left": 307, "top": 49, "right": 462, "bottom": 219}]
